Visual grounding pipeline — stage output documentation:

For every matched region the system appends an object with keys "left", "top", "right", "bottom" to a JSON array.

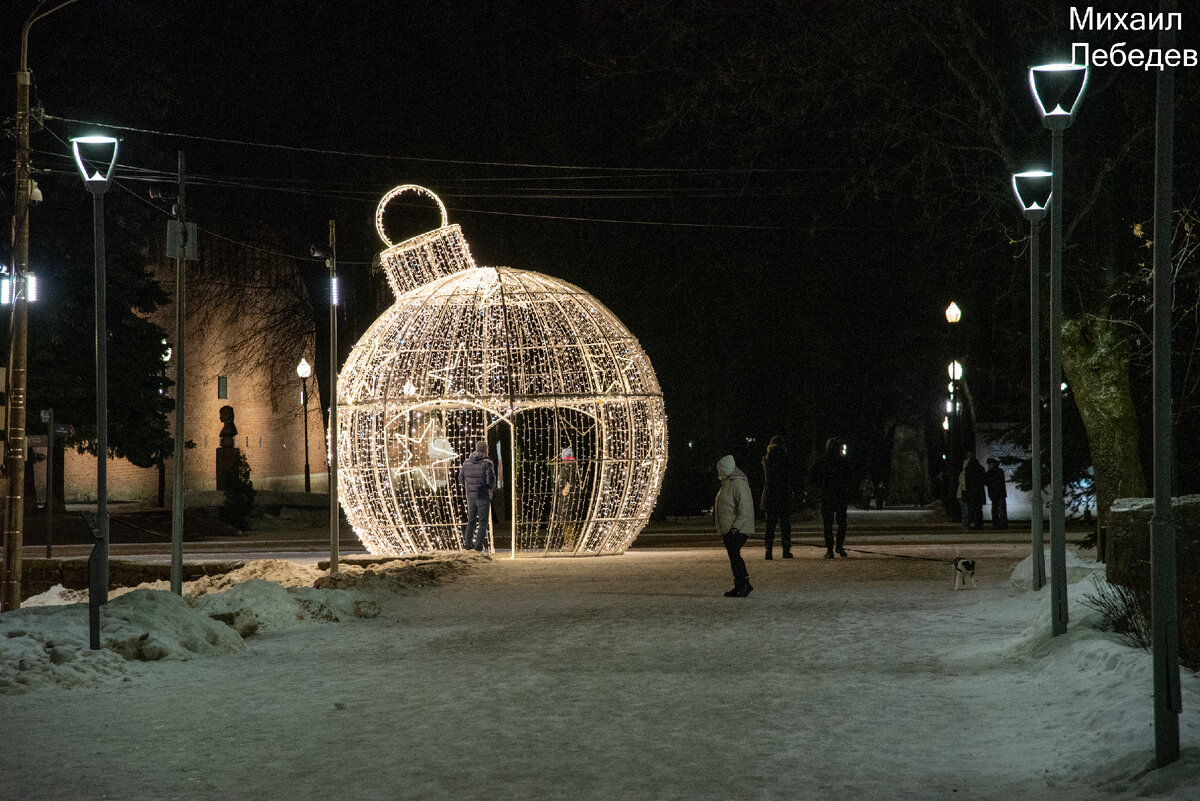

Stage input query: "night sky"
[{"left": 5, "top": 0, "right": 1190, "bottom": 511}]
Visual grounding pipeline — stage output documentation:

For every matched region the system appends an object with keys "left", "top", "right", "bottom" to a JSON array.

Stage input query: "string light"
[{"left": 337, "top": 186, "right": 668, "bottom": 557}]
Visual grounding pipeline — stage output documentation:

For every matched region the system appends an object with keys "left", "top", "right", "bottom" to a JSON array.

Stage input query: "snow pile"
[
  {"left": 0, "top": 590, "right": 244, "bottom": 694},
  {"left": 312, "top": 551, "right": 484, "bottom": 593},
  {"left": 1, "top": 554, "right": 485, "bottom": 695},
  {"left": 1008, "top": 547, "right": 1107, "bottom": 592}
]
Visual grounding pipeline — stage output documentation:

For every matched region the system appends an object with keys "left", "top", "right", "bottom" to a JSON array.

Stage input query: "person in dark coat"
[
  {"left": 810, "top": 437, "right": 852, "bottom": 558},
  {"left": 963, "top": 452, "right": 986, "bottom": 530},
  {"left": 760, "top": 435, "right": 792, "bottom": 560},
  {"left": 459, "top": 439, "right": 497, "bottom": 551},
  {"left": 985, "top": 457, "right": 1008, "bottom": 530}
]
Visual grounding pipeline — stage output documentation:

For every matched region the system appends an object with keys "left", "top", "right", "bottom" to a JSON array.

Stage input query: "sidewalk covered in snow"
[{"left": 1, "top": 543, "right": 1197, "bottom": 800}]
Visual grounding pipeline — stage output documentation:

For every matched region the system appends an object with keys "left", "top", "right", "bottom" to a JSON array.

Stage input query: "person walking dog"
[
  {"left": 810, "top": 437, "right": 852, "bottom": 558},
  {"left": 715, "top": 454, "right": 754, "bottom": 597}
]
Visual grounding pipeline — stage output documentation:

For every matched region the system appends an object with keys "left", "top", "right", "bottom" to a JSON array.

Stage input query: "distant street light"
[
  {"left": 1012, "top": 169, "right": 1053, "bottom": 592},
  {"left": 297, "top": 358, "right": 312, "bottom": 493},
  {"left": 1030, "top": 61, "right": 1087, "bottom": 638},
  {"left": 71, "top": 133, "right": 119, "bottom": 649},
  {"left": 947, "top": 360, "right": 963, "bottom": 381},
  {"left": 944, "top": 301, "right": 962, "bottom": 324}
]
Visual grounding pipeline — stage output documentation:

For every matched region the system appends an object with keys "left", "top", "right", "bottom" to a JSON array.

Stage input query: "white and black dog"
[{"left": 953, "top": 557, "right": 977, "bottom": 591}]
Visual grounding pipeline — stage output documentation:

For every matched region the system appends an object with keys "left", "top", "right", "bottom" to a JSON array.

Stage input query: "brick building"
[{"left": 52, "top": 258, "right": 327, "bottom": 503}]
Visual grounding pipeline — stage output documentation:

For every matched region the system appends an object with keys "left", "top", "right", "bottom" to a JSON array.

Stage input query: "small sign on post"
[{"left": 166, "top": 220, "right": 198, "bottom": 261}]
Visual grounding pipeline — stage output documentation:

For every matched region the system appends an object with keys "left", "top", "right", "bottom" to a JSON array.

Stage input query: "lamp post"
[
  {"left": 945, "top": 303, "right": 962, "bottom": 506},
  {"left": 71, "top": 134, "right": 119, "bottom": 648},
  {"left": 1012, "top": 169, "right": 1053, "bottom": 592},
  {"left": 297, "top": 358, "right": 312, "bottom": 493},
  {"left": 321, "top": 223, "right": 340, "bottom": 573},
  {"left": 2, "top": 0, "right": 81, "bottom": 613},
  {"left": 1149, "top": 0, "right": 1181, "bottom": 767},
  {"left": 1030, "top": 61, "right": 1087, "bottom": 637}
]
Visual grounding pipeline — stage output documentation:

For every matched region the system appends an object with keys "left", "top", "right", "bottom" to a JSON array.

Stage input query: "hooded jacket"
[
  {"left": 715, "top": 455, "right": 755, "bottom": 535},
  {"left": 459, "top": 449, "right": 497, "bottom": 500}
]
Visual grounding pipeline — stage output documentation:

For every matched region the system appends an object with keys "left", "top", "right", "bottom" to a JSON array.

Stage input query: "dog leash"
[
  {"left": 744, "top": 534, "right": 963, "bottom": 564},
  {"left": 750, "top": 537, "right": 960, "bottom": 564}
]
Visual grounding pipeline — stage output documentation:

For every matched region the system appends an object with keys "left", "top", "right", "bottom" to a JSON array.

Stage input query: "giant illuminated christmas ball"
[{"left": 337, "top": 186, "right": 667, "bottom": 557}]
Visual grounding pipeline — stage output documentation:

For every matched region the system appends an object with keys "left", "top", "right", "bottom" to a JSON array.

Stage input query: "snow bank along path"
[{"left": 1, "top": 544, "right": 1197, "bottom": 801}]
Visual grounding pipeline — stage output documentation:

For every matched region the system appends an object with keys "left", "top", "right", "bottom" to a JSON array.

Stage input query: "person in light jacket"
[
  {"left": 715, "top": 454, "right": 755, "bottom": 597},
  {"left": 459, "top": 440, "right": 497, "bottom": 552}
]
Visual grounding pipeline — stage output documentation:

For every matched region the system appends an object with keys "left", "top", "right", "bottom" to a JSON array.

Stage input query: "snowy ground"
[{"left": 1, "top": 543, "right": 1197, "bottom": 801}]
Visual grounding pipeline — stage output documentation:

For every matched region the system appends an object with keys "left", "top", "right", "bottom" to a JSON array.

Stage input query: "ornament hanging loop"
[{"left": 376, "top": 184, "right": 450, "bottom": 247}]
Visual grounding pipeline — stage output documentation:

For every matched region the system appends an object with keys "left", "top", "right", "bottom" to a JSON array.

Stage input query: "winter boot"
[
  {"left": 782, "top": 550, "right": 793, "bottom": 559},
  {"left": 724, "top": 586, "right": 741, "bottom": 597},
  {"left": 835, "top": 546, "right": 848, "bottom": 557},
  {"left": 824, "top": 550, "right": 835, "bottom": 559},
  {"left": 739, "top": 581, "right": 754, "bottom": 597}
]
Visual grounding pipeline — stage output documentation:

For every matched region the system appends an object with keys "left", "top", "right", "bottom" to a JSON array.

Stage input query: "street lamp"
[
  {"left": 1030, "top": 61, "right": 1087, "bottom": 637},
  {"left": 1013, "top": 169, "right": 1053, "bottom": 592},
  {"left": 944, "top": 301, "right": 961, "bottom": 324},
  {"left": 313, "top": 223, "right": 340, "bottom": 572},
  {"left": 71, "top": 134, "right": 119, "bottom": 649},
  {"left": 297, "top": 358, "right": 312, "bottom": 493},
  {"left": 1148, "top": 0, "right": 1181, "bottom": 767}
]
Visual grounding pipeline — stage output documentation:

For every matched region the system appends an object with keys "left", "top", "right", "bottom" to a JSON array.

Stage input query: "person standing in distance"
[
  {"left": 761, "top": 435, "right": 793, "bottom": 560},
  {"left": 984, "top": 457, "right": 1008, "bottom": 530},
  {"left": 459, "top": 439, "right": 497, "bottom": 552},
  {"left": 715, "top": 454, "right": 755, "bottom": 597},
  {"left": 810, "top": 437, "right": 852, "bottom": 558},
  {"left": 963, "top": 451, "right": 987, "bottom": 531}
]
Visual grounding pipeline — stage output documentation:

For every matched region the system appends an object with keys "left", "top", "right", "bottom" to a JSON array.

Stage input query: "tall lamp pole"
[
  {"left": 327, "top": 222, "right": 339, "bottom": 574},
  {"left": 2, "top": 0, "right": 80, "bottom": 613},
  {"left": 945, "top": 302, "right": 962, "bottom": 508},
  {"left": 1013, "top": 170, "right": 1053, "bottom": 592},
  {"left": 71, "top": 135, "right": 119, "bottom": 648},
  {"left": 1150, "top": 0, "right": 1181, "bottom": 767},
  {"left": 1030, "top": 62, "right": 1087, "bottom": 637},
  {"left": 297, "top": 358, "right": 312, "bottom": 493}
]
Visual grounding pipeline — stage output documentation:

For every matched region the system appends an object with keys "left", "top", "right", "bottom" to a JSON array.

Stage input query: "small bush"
[
  {"left": 220, "top": 451, "right": 256, "bottom": 530},
  {"left": 1082, "top": 575, "right": 1152, "bottom": 651}
]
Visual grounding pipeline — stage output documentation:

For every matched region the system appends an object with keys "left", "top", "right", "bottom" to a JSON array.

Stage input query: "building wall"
[{"left": 59, "top": 261, "right": 328, "bottom": 503}]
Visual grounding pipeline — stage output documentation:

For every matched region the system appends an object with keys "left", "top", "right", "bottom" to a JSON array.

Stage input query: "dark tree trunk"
[{"left": 1063, "top": 314, "right": 1146, "bottom": 559}]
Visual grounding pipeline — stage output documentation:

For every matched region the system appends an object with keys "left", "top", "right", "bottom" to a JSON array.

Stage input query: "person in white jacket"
[{"left": 715, "top": 454, "right": 755, "bottom": 597}]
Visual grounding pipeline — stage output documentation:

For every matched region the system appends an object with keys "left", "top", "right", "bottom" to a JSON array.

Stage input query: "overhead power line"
[{"left": 45, "top": 114, "right": 825, "bottom": 175}]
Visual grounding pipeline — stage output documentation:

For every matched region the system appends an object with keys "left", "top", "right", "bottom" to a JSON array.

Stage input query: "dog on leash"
[{"left": 953, "top": 557, "right": 977, "bottom": 591}]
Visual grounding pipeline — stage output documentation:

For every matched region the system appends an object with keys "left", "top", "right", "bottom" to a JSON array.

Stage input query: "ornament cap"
[{"left": 376, "top": 185, "right": 476, "bottom": 297}]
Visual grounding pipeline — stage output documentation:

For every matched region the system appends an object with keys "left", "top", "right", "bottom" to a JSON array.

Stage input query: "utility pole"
[
  {"left": 3, "top": 0, "right": 79, "bottom": 612},
  {"left": 169, "top": 152, "right": 190, "bottom": 595},
  {"left": 328, "top": 220, "right": 339, "bottom": 575}
]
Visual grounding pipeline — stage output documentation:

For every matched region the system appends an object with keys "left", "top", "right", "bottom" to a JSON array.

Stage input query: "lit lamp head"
[
  {"left": 1, "top": 267, "right": 37, "bottom": 305},
  {"left": 948, "top": 360, "right": 963, "bottom": 381},
  {"left": 945, "top": 301, "right": 962, "bottom": 324},
  {"left": 296, "top": 358, "right": 312, "bottom": 379},
  {"left": 1012, "top": 170, "right": 1053, "bottom": 223},
  {"left": 1029, "top": 63, "right": 1088, "bottom": 131},
  {"left": 70, "top": 135, "right": 120, "bottom": 195}
]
